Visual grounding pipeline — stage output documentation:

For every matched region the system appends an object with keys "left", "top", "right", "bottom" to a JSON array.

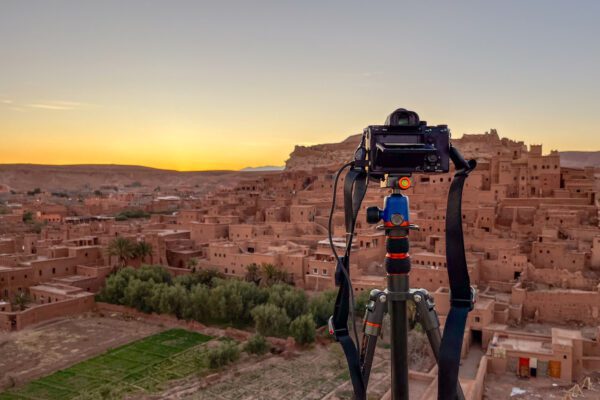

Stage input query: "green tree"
[
  {"left": 158, "top": 284, "right": 188, "bottom": 318},
  {"left": 244, "top": 334, "right": 269, "bottom": 355},
  {"left": 97, "top": 267, "right": 137, "bottom": 304},
  {"left": 182, "top": 284, "right": 211, "bottom": 322},
  {"left": 149, "top": 282, "right": 170, "bottom": 313},
  {"left": 137, "top": 265, "right": 171, "bottom": 284},
  {"left": 267, "top": 284, "right": 308, "bottom": 320},
  {"left": 134, "top": 241, "right": 153, "bottom": 264},
  {"left": 290, "top": 314, "right": 316, "bottom": 345},
  {"left": 123, "top": 278, "right": 156, "bottom": 313},
  {"left": 251, "top": 303, "right": 290, "bottom": 337},
  {"left": 173, "top": 269, "right": 224, "bottom": 290},
  {"left": 309, "top": 290, "right": 337, "bottom": 327},
  {"left": 210, "top": 279, "right": 267, "bottom": 325},
  {"left": 108, "top": 237, "right": 136, "bottom": 268}
]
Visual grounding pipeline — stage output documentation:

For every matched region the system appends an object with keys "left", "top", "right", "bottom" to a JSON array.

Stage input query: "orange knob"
[{"left": 398, "top": 177, "right": 411, "bottom": 190}]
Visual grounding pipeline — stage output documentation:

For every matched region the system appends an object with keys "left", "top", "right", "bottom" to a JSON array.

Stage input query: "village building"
[{"left": 1, "top": 130, "right": 599, "bottom": 397}]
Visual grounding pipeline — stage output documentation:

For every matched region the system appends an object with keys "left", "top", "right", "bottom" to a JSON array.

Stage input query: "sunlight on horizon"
[{"left": 1, "top": 1, "right": 599, "bottom": 170}]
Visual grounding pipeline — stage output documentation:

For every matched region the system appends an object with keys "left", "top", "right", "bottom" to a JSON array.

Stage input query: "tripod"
[{"left": 361, "top": 175, "right": 465, "bottom": 400}]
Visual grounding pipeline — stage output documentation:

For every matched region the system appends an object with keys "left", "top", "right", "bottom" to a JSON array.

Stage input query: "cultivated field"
[
  {"left": 0, "top": 315, "right": 163, "bottom": 388},
  {"left": 0, "top": 329, "right": 212, "bottom": 400}
]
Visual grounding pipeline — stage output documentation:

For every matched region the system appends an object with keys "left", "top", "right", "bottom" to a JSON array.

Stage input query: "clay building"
[{"left": 1, "top": 129, "right": 599, "bottom": 397}]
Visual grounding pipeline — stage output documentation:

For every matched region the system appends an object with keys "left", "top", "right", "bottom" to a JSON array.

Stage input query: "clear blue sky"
[{"left": 1, "top": 1, "right": 598, "bottom": 170}]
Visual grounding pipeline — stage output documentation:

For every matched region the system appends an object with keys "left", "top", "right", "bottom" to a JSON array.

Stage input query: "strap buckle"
[
  {"left": 450, "top": 286, "right": 477, "bottom": 311},
  {"left": 328, "top": 316, "right": 349, "bottom": 340},
  {"left": 353, "top": 145, "right": 368, "bottom": 168}
]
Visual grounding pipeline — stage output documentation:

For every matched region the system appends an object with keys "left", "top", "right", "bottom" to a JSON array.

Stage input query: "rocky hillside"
[{"left": 285, "top": 134, "right": 362, "bottom": 170}]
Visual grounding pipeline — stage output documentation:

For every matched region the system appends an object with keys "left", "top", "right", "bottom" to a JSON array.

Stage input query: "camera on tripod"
[{"left": 364, "top": 108, "right": 451, "bottom": 179}]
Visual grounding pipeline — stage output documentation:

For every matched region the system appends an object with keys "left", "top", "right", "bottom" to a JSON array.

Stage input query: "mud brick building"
[{"left": 1, "top": 129, "right": 599, "bottom": 396}]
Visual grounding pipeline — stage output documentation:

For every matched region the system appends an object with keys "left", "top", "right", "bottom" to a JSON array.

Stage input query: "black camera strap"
[
  {"left": 330, "top": 142, "right": 475, "bottom": 400},
  {"left": 331, "top": 163, "right": 368, "bottom": 400},
  {"left": 438, "top": 147, "right": 476, "bottom": 400}
]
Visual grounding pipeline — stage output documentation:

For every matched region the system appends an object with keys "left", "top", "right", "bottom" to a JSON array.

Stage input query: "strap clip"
[
  {"left": 450, "top": 286, "right": 477, "bottom": 311},
  {"left": 328, "top": 316, "right": 349, "bottom": 340}
]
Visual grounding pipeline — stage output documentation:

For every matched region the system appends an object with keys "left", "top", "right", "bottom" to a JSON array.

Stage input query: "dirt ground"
[
  {"left": 125, "top": 344, "right": 397, "bottom": 400},
  {"left": 0, "top": 313, "right": 163, "bottom": 389},
  {"left": 484, "top": 372, "right": 600, "bottom": 399}
]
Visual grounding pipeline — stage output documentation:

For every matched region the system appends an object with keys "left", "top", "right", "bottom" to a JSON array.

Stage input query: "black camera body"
[{"left": 364, "top": 108, "right": 450, "bottom": 179}]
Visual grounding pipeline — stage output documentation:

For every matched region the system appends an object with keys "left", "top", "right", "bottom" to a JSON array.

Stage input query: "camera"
[{"left": 364, "top": 108, "right": 450, "bottom": 179}]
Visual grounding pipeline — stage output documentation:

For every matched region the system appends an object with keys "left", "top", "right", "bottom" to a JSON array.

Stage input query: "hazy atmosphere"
[{"left": 1, "top": 0, "right": 599, "bottom": 170}]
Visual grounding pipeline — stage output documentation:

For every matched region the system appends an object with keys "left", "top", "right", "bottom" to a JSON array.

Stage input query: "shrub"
[
  {"left": 309, "top": 290, "right": 337, "bottom": 327},
  {"left": 354, "top": 290, "right": 371, "bottom": 313},
  {"left": 251, "top": 303, "right": 290, "bottom": 337},
  {"left": 114, "top": 209, "right": 150, "bottom": 220},
  {"left": 206, "top": 341, "right": 240, "bottom": 369},
  {"left": 290, "top": 314, "right": 316, "bottom": 345},
  {"left": 244, "top": 334, "right": 269, "bottom": 355}
]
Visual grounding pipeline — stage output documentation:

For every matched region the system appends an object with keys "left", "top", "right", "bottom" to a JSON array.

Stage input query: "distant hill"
[
  {"left": 559, "top": 152, "right": 600, "bottom": 169},
  {"left": 0, "top": 164, "right": 251, "bottom": 192},
  {"left": 240, "top": 166, "right": 284, "bottom": 172}
]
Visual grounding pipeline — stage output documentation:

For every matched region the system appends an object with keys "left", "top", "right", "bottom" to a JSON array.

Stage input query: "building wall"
[{"left": 0, "top": 294, "right": 94, "bottom": 331}]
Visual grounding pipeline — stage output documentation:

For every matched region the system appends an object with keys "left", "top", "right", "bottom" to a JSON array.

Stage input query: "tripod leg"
[
  {"left": 412, "top": 290, "right": 465, "bottom": 400},
  {"left": 360, "top": 289, "right": 387, "bottom": 388}
]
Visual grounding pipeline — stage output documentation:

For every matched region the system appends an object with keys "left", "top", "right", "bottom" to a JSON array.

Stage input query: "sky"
[{"left": 1, "top": 1, "right": 599, "bottom": 171}]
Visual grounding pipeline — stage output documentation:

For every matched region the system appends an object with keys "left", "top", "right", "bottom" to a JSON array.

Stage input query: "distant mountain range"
[
  {"left": 559, "top": 151, "right": 600, "bottom": 169},
  {"left": 0, "top": 164, "right": 244, "bottom": 193},
  {"left": 240, "top": 166, "right": 284, "bottom": 172}
]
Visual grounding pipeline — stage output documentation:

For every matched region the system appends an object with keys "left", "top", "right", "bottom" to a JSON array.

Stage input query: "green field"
[{"left": 0, "top": 329, "right": 212, "bottom": 400}]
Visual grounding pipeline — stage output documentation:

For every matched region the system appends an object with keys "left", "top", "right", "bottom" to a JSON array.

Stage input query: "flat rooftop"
[{"left": 494, "top": 336, "right": 553, "bottom": 354}]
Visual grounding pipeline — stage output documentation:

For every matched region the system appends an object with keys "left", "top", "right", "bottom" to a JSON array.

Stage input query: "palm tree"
[
  {"left": 244, "top": 263, "right": 261, "bottom": 285},
  {"left": 186, "top": 257, "right": 198, "bottom": 270},
  {"left": 13, "top": 292, "right": 30, "bottom": 311},
  {"left": 134, "top": 241, "right": 153, "bottom": 264},
  {"left": 108, "top": 237, "right": 136, "bottom": 268},
  {"left": 261, "top": 263, "right": 290, "bottom": 286}
]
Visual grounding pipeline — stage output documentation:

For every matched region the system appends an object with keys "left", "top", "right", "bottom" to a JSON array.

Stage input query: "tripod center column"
[{"left": 383, "top": 192, "right": 411, "bottom": 400}]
